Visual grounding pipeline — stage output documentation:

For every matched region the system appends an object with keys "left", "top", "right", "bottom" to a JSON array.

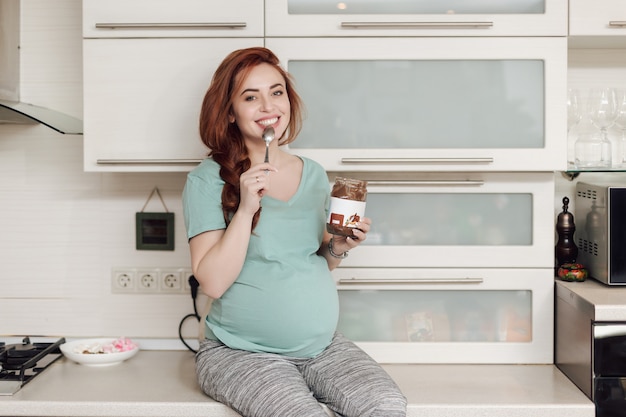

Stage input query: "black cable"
[{"left": 178, "top": 274, "right": 201, "bottom": 353}]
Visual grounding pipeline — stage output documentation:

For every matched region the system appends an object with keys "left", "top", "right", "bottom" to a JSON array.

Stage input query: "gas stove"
[{"left": 0, "top": 337, "right": 65, "bottom": 395}]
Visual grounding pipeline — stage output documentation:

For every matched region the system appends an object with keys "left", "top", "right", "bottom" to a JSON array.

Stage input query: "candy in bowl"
[{"left": 60, "top": 337, "right": 139, "bottom": 367}]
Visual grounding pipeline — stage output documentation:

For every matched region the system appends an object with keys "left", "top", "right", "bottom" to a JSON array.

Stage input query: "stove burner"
[
  {"left": 0, "top": 336, "right": 66, "bottom": 395},
  {"left": 3, "top": 341, "right": 45, "bottom": 369}
]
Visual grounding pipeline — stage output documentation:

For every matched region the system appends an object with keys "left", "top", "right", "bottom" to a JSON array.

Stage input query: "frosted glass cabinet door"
[
  {"left": 333, "top": 268, "right": 554, "bottom": 364},
  {"left": 267, "top": 37, "right": 567, "bottom": 172},
  {"left": 331, "top": 172, "right": 554, "bottom": 268},
  {"left": 265, "top": 0, "right": 567, "bottom": 36}
]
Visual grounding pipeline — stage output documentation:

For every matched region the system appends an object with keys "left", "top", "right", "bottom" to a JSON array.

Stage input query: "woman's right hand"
[{"left": 239, "top": 163, "right": 277, "bottom": 216}]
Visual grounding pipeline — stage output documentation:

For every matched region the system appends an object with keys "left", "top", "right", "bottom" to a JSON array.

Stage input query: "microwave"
[{"left": 575, "top": 181, "right": 626, "bottom": 285}]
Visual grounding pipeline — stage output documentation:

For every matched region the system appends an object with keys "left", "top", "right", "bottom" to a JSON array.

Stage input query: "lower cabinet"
[
  {"left": 335, "top": 268, "right": 554, "bottom": 364},
  {"left": 332, "top": 172, "right": 554, "bottom": 269},
  {"left": 325, "top": 172, "right": 554, "bottom": 364},
  {"left": 556, "top": 280, "right": 626, "bottom": 410}
]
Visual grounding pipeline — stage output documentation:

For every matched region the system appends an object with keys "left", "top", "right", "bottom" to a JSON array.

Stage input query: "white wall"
[{"left": 0, "top": 0, "right": 201, "bottom": 341}]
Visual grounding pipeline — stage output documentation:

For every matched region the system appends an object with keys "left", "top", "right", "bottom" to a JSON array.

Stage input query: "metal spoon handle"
[{"left": 262, "top": 126, "right": 274, "bottom": 165}]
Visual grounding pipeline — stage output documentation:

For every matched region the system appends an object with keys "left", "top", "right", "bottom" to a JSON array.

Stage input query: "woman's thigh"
[
  {"left": 195, "top": 340, "right": 329, "bottom": 417},
  {"left": 301, "top": 333, "right": 407, "bottom": 417}
]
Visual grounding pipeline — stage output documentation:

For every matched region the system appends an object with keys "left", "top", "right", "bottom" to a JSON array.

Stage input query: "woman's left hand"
[{"left": 331, "top": 217, "right": 371, "bottom": 254}]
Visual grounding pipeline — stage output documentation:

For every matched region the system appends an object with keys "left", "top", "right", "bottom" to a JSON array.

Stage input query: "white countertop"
[
  {"left": 0, "top": 350, "right": 594, "bottom": 417},
  {"left": 556, "top": 278, "right": 626, "bottom": 321}
]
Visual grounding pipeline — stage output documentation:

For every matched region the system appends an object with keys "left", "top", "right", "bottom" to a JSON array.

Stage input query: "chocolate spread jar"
[{"left": 326, "top": 177, "right": 367, "bottom": 237}]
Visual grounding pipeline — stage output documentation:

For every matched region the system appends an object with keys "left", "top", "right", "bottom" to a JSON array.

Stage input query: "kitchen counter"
[
  {"left": 556, "top": 278, "right": 626, "bottom": 321},
  {"left": 0, "top": 350, "right": 593, "bottom": 417}
]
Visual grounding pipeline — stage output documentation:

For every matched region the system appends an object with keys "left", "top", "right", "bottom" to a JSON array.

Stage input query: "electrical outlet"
[
  {"left": 137, "top": 270, "right": 159, "bottom": 293},
  {"left": 112, "top": 267, "right": 193, "bottom": 294},
  {"left": 160, "top": 268, "right": 183, "bottom": 293},
  {"left": 111, "top": 269, "right": 136, "bottom": 293}
]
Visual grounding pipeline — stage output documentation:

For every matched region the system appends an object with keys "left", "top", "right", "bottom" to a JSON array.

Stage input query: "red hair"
[{"left": 199, "top": 47, "right": 304, "bottom": 230}]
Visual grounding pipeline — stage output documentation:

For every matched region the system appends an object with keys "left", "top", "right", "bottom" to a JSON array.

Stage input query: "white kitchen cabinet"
[
  {"left": 83, "top": 38, "right": 263, "bottom": 172},
  {"left": 569, "top": 0, "right": 626, "bottom": 39},
  {"left": 82, "top": 0, "right": 264, "bottom": 171},
  {"left": 333, "top": 172, "right": 554, "bottom": 268},
  {"left": 267, "top": 37, "right": 567, "bottom": 172},
  {"left": 265, "top": 0, "right": 567, "bottom": 37},
  {"left": 334, "top": 268, "right": 553, "bottom": 364},
  {"left": 83, "top": 0, "right": 263, "bottom": 38}
]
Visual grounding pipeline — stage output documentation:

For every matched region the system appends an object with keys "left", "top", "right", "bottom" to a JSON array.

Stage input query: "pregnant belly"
[{"left": 211, "top": 274, "right": 339, "bottom": 354}]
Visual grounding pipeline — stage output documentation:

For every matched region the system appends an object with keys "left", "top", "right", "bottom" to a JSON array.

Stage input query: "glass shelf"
[{"left": 562, "top": 169, "right": 626, "bottom": 181}]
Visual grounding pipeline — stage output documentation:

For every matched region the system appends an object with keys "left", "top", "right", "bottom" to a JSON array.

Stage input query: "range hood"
[
  {"left": 0, "top": 100, "right": 83, "bottom": 134},
  {"left": 0, "top": 0, "right": 83, "bottom": 135}
]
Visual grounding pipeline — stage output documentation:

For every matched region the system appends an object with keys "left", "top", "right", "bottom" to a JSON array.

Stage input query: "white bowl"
[{"left": 60, "top": 338, "right": 139, "bottom": 367}]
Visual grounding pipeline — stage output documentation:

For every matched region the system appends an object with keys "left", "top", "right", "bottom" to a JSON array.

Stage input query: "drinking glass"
[
  {"left": 567, "top": 89, "right": 582, "bottom": 168},
  {"left": 614, "top": 90, "right": 626, "bottom": 168},
  {"left": 574, "top": 131, "right": 612, "bottom": 169},
  {"left": 588, "top": 88, "right": 618, "bottom": 168},
  {"left": 588, "top": 88, "right": 618, "bottom": 140},
  {"left": 567, "top": 88, "right": 582, "bottom": 133}
]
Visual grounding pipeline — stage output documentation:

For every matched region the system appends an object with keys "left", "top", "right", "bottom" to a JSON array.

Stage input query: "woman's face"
[{"left": 229, "top": 63, "right": 291, "bottom": 145}]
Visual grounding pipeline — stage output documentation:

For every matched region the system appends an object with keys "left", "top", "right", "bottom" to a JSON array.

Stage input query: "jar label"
[{"left": 327, "top": 197, "right": 366, "bottom": 230}]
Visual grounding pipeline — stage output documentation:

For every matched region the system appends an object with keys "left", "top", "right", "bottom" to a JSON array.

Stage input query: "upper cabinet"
[
  {"left": 265, "top": 0, "right": 568, "bottom": 37},
  {"left": 81, "top": 0, "right": 569, "bottom": 172},
  {"left": 82, "top": 0, "right": 263, "bottom": 172},
  {"left": 83, "top": 0, "right": 264, "bottom": 38},
  {"left": 82, "top": 37, "right": 263, "bottom": 172},
  {"left": 569, "top": 0, "right": 626, "bottom": 40},
  {"left": 567, "top": 1, "right": 626, "bottom": 172},
  {"left": 269, "top": 36, "right": 567, "bottom": 172}
]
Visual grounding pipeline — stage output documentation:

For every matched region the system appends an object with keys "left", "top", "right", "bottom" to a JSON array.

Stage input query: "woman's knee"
[{"left": 368, "top": 390, "right": 408, "bottom": 417}]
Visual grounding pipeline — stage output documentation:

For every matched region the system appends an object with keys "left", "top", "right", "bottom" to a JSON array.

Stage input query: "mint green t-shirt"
[{"left": 182, "top": 157, "right": 339, "bottom": 358}]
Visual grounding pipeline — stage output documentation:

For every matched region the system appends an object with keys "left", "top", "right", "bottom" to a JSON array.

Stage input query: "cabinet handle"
[
  {"left": 366, "top": 180, "right": 484, "bottom": 187},
  {"left": 341, "top": 157, "right": 494, "bottom": 164},
  {"left": 341, "top": 21, "right": 493, "bottom": 29},
  {"left": 94, "top": 22, "right": 247, "bottom": 30},
  {"left": 97, "top": 159, "right": 203, "bottom": 165},
  {"left": 338, "top": 278, "right": 484, "bottom": 285},
  {"left": 609, "top": 21, "right": 626, "bottom": 28}
]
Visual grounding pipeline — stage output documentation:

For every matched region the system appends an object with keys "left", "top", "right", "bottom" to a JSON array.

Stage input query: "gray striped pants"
[{"left": 195, "top": 333, "right": 407, "bottom": 417}]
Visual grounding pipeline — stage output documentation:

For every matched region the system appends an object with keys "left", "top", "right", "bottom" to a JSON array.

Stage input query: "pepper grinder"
[{"left": 555, "top": 196, "right": 578, "bottom": 269}]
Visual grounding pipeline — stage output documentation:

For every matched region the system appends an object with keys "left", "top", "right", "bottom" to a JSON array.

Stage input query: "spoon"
[{"left": 262, "top": 126, "right": 275, "bottom": 164}]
